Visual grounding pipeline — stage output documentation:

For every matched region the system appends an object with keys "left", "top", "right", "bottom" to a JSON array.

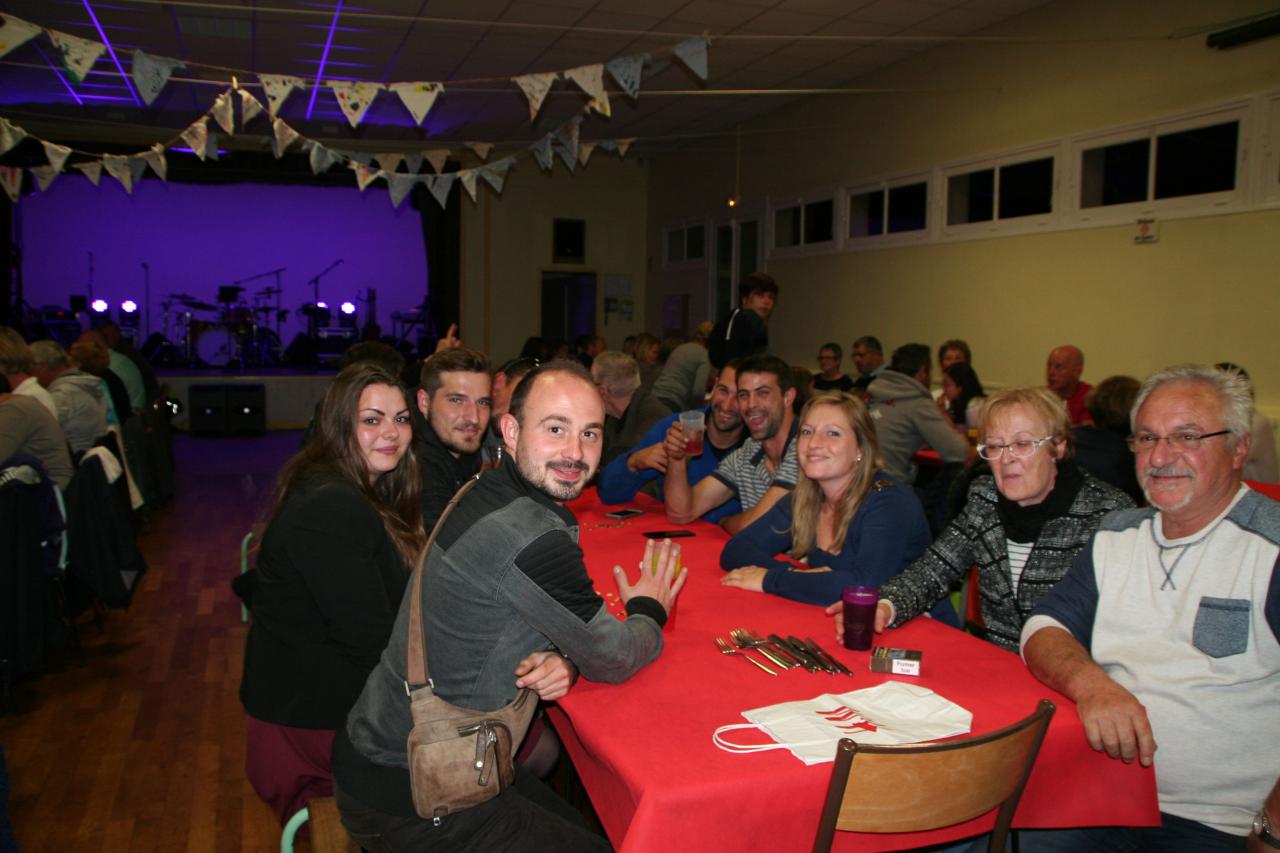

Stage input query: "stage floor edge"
[{"left": 157, "top": 370, "right": 333, "bottom": 431}]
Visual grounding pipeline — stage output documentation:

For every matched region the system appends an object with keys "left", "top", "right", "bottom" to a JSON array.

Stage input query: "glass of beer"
[{"left": 678, "top": 410, "right": 706, "bottom": 456}]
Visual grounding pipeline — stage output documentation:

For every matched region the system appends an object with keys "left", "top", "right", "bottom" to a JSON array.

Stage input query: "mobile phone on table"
[
  {"left": 604, "top": 508, "right": 645, "bottom": 519},
  {"left": 642, "top": 530, "right": 695, "bottom": 539}
]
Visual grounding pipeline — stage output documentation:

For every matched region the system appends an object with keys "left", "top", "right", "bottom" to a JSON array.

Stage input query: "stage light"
[
  {"left": 340, "top": 301, "right": 356, "bottom": 315},
  {"left": 316, "top": 301, "right": 328, "bottom": 309},
  {"left": 121, "top": 300, "right": 138, "bottom": 313},
  {"left": 91, "top": 298, "right": 109, "bottom": 313}
]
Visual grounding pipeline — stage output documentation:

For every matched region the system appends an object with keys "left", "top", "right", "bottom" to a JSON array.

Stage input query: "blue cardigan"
[{"left": 720, "top": 474, "right": 957, "bottom": 625}]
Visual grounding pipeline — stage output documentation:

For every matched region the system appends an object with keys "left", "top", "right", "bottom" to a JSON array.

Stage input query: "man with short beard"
[
  {"left": 334, "top": 360, "right": 684, "bottom": 849},
  {"left": 1023, "top": 365, "right": 1280, "bottom": 850},
  {"left": 662, "top": 354, "right": 799, "bottom": 534},
  {"left": 414, "top": 347, "right": 492, "bottom": 530}
]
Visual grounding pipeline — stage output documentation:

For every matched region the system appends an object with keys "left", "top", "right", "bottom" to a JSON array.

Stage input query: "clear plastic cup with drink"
[{"left": 678, "top": 410, "right": 706, "bottom": 456}]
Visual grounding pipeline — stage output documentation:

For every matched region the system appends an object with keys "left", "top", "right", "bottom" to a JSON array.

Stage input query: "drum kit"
[{"left": 154, "top": 285, "right": 284, "bottom": 368}]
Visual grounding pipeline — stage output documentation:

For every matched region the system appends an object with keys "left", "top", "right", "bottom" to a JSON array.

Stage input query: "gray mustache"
[{"left": 1143, "top": 466, "right": 1194, "bottom": 478}]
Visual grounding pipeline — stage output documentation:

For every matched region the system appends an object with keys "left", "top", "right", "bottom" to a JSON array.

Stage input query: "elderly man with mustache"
[{"left": 1022, "top": 364, "right": 1280, "bottom": 851}]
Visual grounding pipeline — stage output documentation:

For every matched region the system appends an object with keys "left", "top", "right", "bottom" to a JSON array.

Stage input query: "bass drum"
[
  {"left": 195, "top": 324, "right": 234, "bottom": 367},
  {"left": 248, "top": 328, "right": 282, "bottom": 366}
]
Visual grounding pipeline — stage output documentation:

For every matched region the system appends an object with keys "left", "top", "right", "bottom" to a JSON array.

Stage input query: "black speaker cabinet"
[
  {"left": 227, "top": 384, "right": 267, "bottom": 434},
  {"left": 188, "top": 384, "right": 227, "bottom": 435}
]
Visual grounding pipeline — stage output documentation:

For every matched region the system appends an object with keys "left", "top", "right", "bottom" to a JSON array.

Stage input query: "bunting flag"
[
  {"left": 617, "top": 137, "right": 636, "bottom": 158},
  {"left": 31, "top": 165, "right": 58, "bottom": 192},
  {"left": 74, "top": 161, "right": 102, "bottom": 186},
  {"left": 259, "top": 74, "right": 307, "bottom": 118},
  {"left": 554, "top": 140, "right": 576, "bottom": 173},
  {"left": 374, "top": 152, "right": 403, "bottom": 173},
  {"left": 386, "top": 172, "right": 418, "bottom": 208},
  {"left": 0, "top": 118, "right": 26, "bottom": 156},
  {"left": 0, "top": 166, "right": 21, "bottom": 202},
  {"left": 554, "top": 116, "right": 581, "bottom": 163},
  {"left": 205, "top": 132, "right": 221, "bottom": 160},
  {"left": 211, "top": 90, "right": 235, "bottom": 134},
  {"left": 41, "top": 140, "right": 71, "bottom": 172},
  {"left": 271, "top": 118, "right": 299, "bottom": 158},
  {"left": 351, "top": 163, "right": 378, "bottom": 191},
  {"left": 332, "top": 148, "right": 372, "bottom": 166},
  {"left": 459, "top": 169, "right": 478, "bottom": 202},
  {"left": 329, "top": 81, "right": 383, "bottom": 128},
  {"left": 0, "top": 14, "right": 42, "bottom": 59},
  {"left": 465, "top": 142, "right": 492, "bottom": 161},
  {"left": 131, "top": 50, "right": 185, "bottom": 105},
  {"left": 578, "top": 142, "right": 595, "bottom": 167},
  {"left": 46, "top": 29, "right": 105, "bottom": 84},
  {"left": 180, "top": 118, "right": 209, "bottom": 160},
  {"left": 102, "top": 154, "right": 133, "bottom": 193},
  {"left": 565, "top": 64, "right": 609, "bottom": 117},
  {"left": 530, "top": 135, "right": 554, "bottom": 172},
  {"left": 478, "top": 157, "right": 514, "bottom": 194},
  {"left": 513, "top": 72, "right": 556, "bottom": 121},
  {"left": 128, "top": 156, "right": 148, "bottom": 183},
  {"left": 390, "top": 81, "right": 443, "bottom": 126},
  {"left": 309, "top": 141, "right": 341, "bottom": 174},
  {"left": 424, "top": 173, "right": 456, "bottom": 209},
  {"left": 424, "top": 149, "right": 449, "bottom": 174},
  {"left": 238, "top": 88, "right": 264, "bottom": 125},
  {"left": 606, "top": 54, "right": 646, "bottom": 99},
  {"left": 403, "top": 152, "right": 423, "bottom": 174},
  {"left": 673, "top": 36, "right": 709, "bottom": 81},
  {"left": 142, "top": 144, "right": 167, "bottom": 181}
]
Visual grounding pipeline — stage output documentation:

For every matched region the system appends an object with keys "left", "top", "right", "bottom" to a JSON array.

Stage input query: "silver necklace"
[{"left": 1152, "top": 515, "right": 1225, "bottom": 591}]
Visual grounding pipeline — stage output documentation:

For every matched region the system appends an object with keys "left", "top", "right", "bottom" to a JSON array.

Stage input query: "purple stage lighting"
[
  {"left": 316, "top": 301, "right": 328, "bottom": 309},
  {"left": 121, "top": 299, "right": 138, "bottom": 313},
  {"left": 340, "top": 301, "right": 356, "bottom": 315},
  {"left": 91, "top": 298, "right": 109, "bottom": 313}
]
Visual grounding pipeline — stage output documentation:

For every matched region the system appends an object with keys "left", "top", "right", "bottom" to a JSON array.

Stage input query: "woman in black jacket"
[{"left": 240, "top": 362, "right": 425, "bottom": 823}]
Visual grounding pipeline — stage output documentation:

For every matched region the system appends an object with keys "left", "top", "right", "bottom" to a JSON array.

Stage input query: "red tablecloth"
[{"left": 549, "top": 490, "right": 1159, "bottom": 852}]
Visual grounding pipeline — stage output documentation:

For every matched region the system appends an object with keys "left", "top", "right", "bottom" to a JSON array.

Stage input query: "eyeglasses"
[
  {"left": 977, "top": 435, "right": 1055, "bottom": 461},
  {"left": 1127, "top": 430, "right": 1230, "bottom": 453}
]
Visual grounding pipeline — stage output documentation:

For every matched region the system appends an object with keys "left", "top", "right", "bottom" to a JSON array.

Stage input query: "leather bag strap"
[{"left": 407, "top": 476, "right": 480, "bottom": 688}]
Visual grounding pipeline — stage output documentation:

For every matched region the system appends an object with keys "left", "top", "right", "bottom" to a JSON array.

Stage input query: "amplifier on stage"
[
  {"left": 227, "top": 384, "right": 266, "bottom": 434},
  {"left": 189, "top": 385, "right": 228, "bottom": 435}
]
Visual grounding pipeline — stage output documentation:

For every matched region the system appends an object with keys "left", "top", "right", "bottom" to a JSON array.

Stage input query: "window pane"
[
  {"left": 804, "top": 199, "right": 834, "bottom": 244},
  {"left": 686, "top": 224, "right": 705, "bottom": 260},
  {"left": 887, "top": 182, "right": 927, "bottom": 233},
  {"left": 775, "top": 206, "right": 801, "bottom": 248},
  {"left": 1154, "top": 120, "right": 1238, "bottom": 199},
  {"left": 947, "top": 169, "right": 994, "bottom": 225},
  {"left": 715, "top": 226, "right": 733, "bottom": 318},
  {"left": 998, "top": 157, "right": 1053, "bottom": 219},
  {"left": 666, "top": 228, "right": 684, "bottom": 263},
  {"left": 738, "top": 221, "right": 759, "bottom": 277},
  {"left": 1081, "top": 139, "right": 1149, "bottom": 208},
  {"left": 849, "top": 189, "right": 885, "bottom": 237}
]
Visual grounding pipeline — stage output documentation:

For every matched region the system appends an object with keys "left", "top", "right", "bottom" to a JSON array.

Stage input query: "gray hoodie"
[
  {"left": 865, "top": 369, "right": 971, "bottom": 483},
  {"left": 48, "top": 370, "right": 108, "bottom": 453}
]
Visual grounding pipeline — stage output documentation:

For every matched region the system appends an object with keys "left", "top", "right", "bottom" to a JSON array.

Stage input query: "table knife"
[
  {"left": 789, "top": 635, "right": 838, "bottom": 674},
  {"left": 769, "top": 634, "right": 820, "bottom": 672},
  {"left": 803, "top": 636, "right": 855, "bottom": 677}
]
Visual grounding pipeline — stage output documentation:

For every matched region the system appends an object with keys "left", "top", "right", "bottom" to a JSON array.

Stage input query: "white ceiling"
[{"left": 0, "top": 0, "right": 1052, "bottom": 153}]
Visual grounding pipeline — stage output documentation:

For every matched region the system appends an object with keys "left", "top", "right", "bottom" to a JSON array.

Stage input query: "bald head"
[{"left": 1046, "top": 345, "right": 1084, "bottom": 398}]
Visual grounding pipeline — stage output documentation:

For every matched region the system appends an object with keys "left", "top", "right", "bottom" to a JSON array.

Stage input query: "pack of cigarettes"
[{"left": 870, "top": 647, "right": 922, "bottom": 676}]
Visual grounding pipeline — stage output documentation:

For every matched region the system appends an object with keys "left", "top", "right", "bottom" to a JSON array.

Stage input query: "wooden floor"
[{"left": 1, "top": 430, "right": 302, "bottom": 852}]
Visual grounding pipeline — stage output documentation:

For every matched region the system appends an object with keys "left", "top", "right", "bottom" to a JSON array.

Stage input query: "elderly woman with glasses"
[{"left": 828, "top": 387, "right": 1134, "bottom": 652}]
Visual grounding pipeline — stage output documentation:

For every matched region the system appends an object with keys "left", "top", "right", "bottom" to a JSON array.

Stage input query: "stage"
[{"left": 157, "top": 368, "right": 334, "bottom": 432}]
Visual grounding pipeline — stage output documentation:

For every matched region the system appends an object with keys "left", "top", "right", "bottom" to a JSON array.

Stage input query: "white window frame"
[
  {"left": 1066, "top": 101, "right": 1250, "bottom": 225},
  {"left": 843, "top": 172, "right": 931, "bottom": 248},
  {"left": 939, "top": 143, "right": 1061, "bottom": 240},
  {"left": 662, "top": 218, "right": 710, "bottom": 271},
  {"left": 1259, "top": 92, "right": 1280, "bottom": 207},
  {"left": 767, "top": 187, "right": 838, "bottom": 258},
  {"left": 708, "top": 205, "right": 765, "bottom": 320}
]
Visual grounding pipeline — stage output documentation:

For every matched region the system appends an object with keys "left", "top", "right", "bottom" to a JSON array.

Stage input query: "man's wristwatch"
[{"left": 1254, "top": 810, "right": 1280, "bottom": 849}]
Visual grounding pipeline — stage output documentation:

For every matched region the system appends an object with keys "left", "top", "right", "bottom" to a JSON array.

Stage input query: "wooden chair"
[{"left": 813, "top": 699, "right": 1055, "bottom": 853}]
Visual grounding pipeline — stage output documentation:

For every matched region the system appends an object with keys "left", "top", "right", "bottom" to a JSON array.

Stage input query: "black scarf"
[{"left": 995, "top": 459, "right": 1085, "bottom": 544}]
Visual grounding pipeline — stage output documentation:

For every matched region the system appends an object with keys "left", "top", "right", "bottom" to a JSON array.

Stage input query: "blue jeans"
[{"left": 957, "top": 812, "right": 1242, "bottom": 853}]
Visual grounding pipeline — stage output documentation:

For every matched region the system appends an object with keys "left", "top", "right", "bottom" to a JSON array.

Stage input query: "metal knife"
[
  {"left": 769, "top": 634, "right": 820, "bottom": 671},
  {"left": 804, "top": 636, "right": 855, "bottom": 677},
  {"left": 790, "top": 635, "right": 838, "bottom": 674}
]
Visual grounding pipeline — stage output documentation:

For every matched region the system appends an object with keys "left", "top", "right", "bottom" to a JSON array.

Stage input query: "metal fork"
[
  {"left": 715, "top": 637, "right": 777, "bottom": 676},
  {"left": 729, "top": 628, "right": 796, "bottom": 669}
]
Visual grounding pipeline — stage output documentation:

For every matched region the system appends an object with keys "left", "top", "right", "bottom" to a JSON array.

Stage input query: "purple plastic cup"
[{"left": 842, "top": 586, "right": 878, "bottom": 651}]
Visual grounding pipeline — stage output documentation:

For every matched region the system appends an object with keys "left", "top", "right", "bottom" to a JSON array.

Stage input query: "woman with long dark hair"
[
  {"left": 240, "top": 362, "right": 425, "bottom": 823},
  {"left": 941, "top": 362, "right": 985, "bottom": 429}
]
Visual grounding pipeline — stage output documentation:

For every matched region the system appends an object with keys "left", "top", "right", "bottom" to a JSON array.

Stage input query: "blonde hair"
[
  {"left": 789, "top": 392, "right": 883, "bottom": 559},
  {"left": 979, "top": 386, "right": 1073, "bottom": 456}
]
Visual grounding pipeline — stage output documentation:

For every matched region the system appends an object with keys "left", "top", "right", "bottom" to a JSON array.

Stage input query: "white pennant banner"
[
  {"left": 131, "top": 50, "right": 185, "bottom": 106},
  {"left": 513, "top": 72, "right": 556, "bottom": 121},
  {"left": 329, "top": 81, "right": 383, "bottom": 128},
  {"left": 143, "top": 144, "right": 167, "bottom": 181},
  {"left": 102, "top": 154, "right": 133, "bottom": 194},
  {"left": 238, "top": 89, "right": 264, "bottom": 125},
  {"left": 565, "top": 65, "right": 609, "bottom": 117},
  {"left": 587, "top": 96, "right": 611, "bottom": 118},
  {"left": 554, "top": 117, "right": 581, "bottom": 163},
  {"left": 554, "top": 141, "right": 576, "bottom": 173},
  {"left": 211, "top": 90, "right": 235, "bottom": 134},
  {"left": 386, "top": 173, "right": 418, "bottom": 208},
  {"left": 389, "top": 81, "right": 443, "bottom": 126},
  {"left": 205, "top": 132, "right": 221, "bottom": 160},
  {"left": 334, "top": 148, "right": 372, "bottom": 166},
  {"left": 606, "top": 54, "right": 646, "bottom": 99},
  {"left": 617, "top": 137, "right": 635, "bottom": 158},
  {"left": 403, "top": 152, "right": 423, "bottom": 174},
  {"left": 309, "top": 142, "right": 341, "bottom": 174},
  {"left": 351, "top": 163, "right": 378, "bottom": 191},
  {"left": 459, "top": 169, "right": 478, "bottom": 202},
  {"left": 32, "top": 165, "right": 58, "bottom": 193},
  {"left": 673, "top": 36, "right": 709, "bottom": 81},
  {"left": 478, "top": 157, "right": 514, "bottom": 194},
  {"left": 0, "top": 118, "right": 26, "bottom": 156},
  {"left": 259, "top": 74, "right": 306, "bottom": 118},
  {"left": 0, "top": 166, "right": 21, "bottom": 203},
  {"left": 41, "top": 140, "right": 71, "bottom": 172},
  {"left": 0, "top": 15, "right": 42, "bottom": 59},
  {"left": 424, "top": 149, "right": 449, "bottom": 174},
  {"left": 46, "top": 29, "right": 105, "bottom": 84},
  {"left": 374, "top": 152, "right": 403, "bottom": 173},
  {"left": 425, "top": 173, "right": 456, "bottom": 209},
  {"left": 74, "top": 161, "right": 102, "bottom": 186},
  {"left": 128, "top": 156, "right": 148, "bottom": 183},
  {"left": 530, "top": 135, "right": 554, "bottom": 171},
  {"left": 272, "top": 118, "right": 299, "bottom": 158},
  {"left": 465, "top": 141, "right": 493, "bottom": 161},
  {"left": 578, "top": 142, "right": 595, "bottom": 167},
  {"left": 181, "top": 118, "right": 209, "bottom": 160}
]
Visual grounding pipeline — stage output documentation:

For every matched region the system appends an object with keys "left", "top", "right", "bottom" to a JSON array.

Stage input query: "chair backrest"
[{"left": 813, "top": 699, "right": 1055, "bottom": 853}]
